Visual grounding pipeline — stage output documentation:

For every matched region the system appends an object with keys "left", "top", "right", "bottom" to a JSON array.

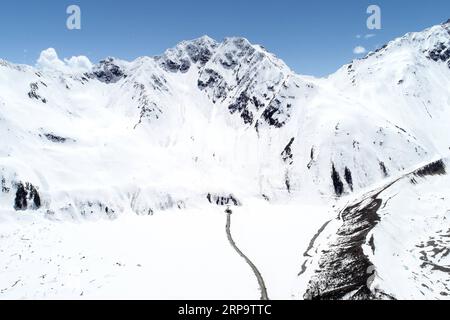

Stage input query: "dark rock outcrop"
[
  {"left": 207, "top": 193, "right": 241, "bottom": 206},
  {"left": 28, "top": 83, "right": 47, "bottom": 103},
  {"left": 304, "top": 160, "right": 446, "bottom": 300},
  {"left": 259, "top": 97, "right": 292, "bottom": 129},
  {"left": 428, "top": 42, "right": 450, "bottom": 67},
  {"left": 78, "top": 201, "right": 117, "bottom": 219},
  {"left": 414, "top": 159, "right": 446, "bottom": 177},
  {"left": 304, "top": 186, "right": 394, "bottom": 300},
  {"left": 91, "top": 58, "right": 126, "bottom": 83},
  {"left": 344, "top": 167, "right": 353, "bottom": 192},
  {"left": 132, "top": 82, "right": 163, "bottom": 128},
  {"left": 331, "top": 164, "right": 344, "bottom": 197},
  {"left": 379, "top": 161, "right": 389, "bottom": 177},
  {"left": 1, "top": 177, "right": 10, "bottom": 193},
  {"left": 197, "top": 69, "right": 228, "bottom": 103},
  {"left": 281, "top": 138, "right": 295, "bottom": 165},
  {"left": 44, "top": 133, "right": 70, "bottom": 143},
  {"left": 159, "top": 36, "right": 218, "bottom": 73},
  {"left": 14, "top": 182, "right": 41, "bottom": 211},
  {"left": 228, "top": 92, "right": 256, "bottom": 125}
]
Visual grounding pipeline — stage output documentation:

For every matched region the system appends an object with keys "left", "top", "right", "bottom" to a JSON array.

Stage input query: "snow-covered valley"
[
  {"left": 0, "top": 201, "right": 331, "bottom": 299},
  {"left": 1, "top": 20, "right": 450, "bottom": 300}
]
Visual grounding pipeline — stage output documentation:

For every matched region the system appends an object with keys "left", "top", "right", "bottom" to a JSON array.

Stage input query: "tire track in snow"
[{"left": 225, "top": 209, "right": 269, "bottom": 301}]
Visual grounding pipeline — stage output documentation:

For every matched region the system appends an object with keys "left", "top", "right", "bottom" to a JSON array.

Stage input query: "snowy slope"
[
  {"left": 369, "top": 160, "right": 449, "bottom": 299},
  {"left": 300, "top": 158, "right": 448, "bottom": 300},
  {"left": 1, "top": 20, "right": 450, "bottom": 299}
]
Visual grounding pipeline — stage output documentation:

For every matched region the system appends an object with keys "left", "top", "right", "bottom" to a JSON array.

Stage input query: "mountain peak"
[
  {"left": 223, "top": 36, "right": 251, "bottom": 45},
  {"left": 221, "top": 37, "right": 270, "bottom": 55},
  {"left": 157, "top": 36, "right": 219, "bottom": 73},
  {"left": 92, "top": 57, "right": 127, "bottom": 83},
  {"left": 174, "top": 35, "right": 219, "bottom": 52}
]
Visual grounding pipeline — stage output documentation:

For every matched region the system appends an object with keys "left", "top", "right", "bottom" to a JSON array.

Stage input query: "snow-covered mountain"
[{"left": 0, "top": 20, "right": 449, "bottom": 300}]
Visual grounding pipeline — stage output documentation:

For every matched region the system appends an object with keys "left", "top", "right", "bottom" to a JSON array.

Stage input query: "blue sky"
[{"left": 0, "top": 0, "right": 449, "bottom": 76}]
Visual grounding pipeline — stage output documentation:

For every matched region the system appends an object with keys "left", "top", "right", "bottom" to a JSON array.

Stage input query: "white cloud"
[
  {"left": 353, "top": 46, "right": 367, "bottom": 55},
  {"left": 37, "top": 48, "right": 66, "bottom": 70},
  {"left": 65, "top": 56, "right": 93, "bottom": 71},
  {"left": 356, "top": 34, "right": 376, "bottom": 40},
  {"left": 37, "top": 48, "right": 92, "bottom": 73},
  {"left": 364, "top": 34, "right": 376, "bottom": 39}
]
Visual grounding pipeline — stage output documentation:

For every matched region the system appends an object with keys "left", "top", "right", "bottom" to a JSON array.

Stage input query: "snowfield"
[
  {"left": 0, "top": 207, "right": 258, "bottom": 300},
  {"left": 1, "top": 20, "right": 450, "bottom": 299},
  {"left": 0, "top": 201, "right": 331, "bottom": 300}
]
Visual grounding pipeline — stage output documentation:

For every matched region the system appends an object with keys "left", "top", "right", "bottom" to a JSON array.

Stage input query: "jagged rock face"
[
  {"left": 428, "top": 42, "right": 450, "bottom": 65},
  {"left": 259, "top": 99, "right": 291, "bottom": 128},
  {"left": 91, "top": 58, "right": 126, "bottom": 83},
  {"left": 197, "top": 69, "right": 228, "bottom": 102},
  {"left": 158, "top": 36, "right": 218, "bottom": 73},
  {"left": 218, "top": 38, "right": 255, "bottom": 67},
  {"left": 197, "top": 37, "right": 293, "bottom": 128},
  {"left": 228, "top": 92, "right": 255, "bottom": 125}
]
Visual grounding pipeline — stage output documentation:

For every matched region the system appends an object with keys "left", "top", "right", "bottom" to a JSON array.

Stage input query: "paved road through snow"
[{"left": 225, "top": 208, "right": 269, "bottom": 301}]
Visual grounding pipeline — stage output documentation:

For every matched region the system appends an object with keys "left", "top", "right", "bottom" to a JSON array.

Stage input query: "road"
[{"left": 225, "top": 208, "right": 269, "bottom": 301}]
